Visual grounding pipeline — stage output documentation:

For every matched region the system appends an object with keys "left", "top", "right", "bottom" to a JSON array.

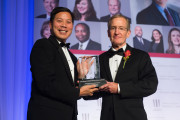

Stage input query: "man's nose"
[
  {"left": 60, "top": 22, "right": 67, "bottom": 28},
  {"left": 50, "top": 2, "right": 54, "bottom": 7},
  {"left": 115, "top": 28, "right": 120, "bottom": 34},
  {"left": 78, "top": 32, "right": 83, "bottom": 36}
]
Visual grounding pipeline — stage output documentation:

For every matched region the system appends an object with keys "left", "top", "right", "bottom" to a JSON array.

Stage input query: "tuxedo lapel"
[
  {"left": 49, "top": 35, "right": 74, "bottom": 85},
  {"left": 114, "top": 57, "right": 124, "bottom": 82},
  {"left": 114, "top": 44, "right": 133, "bottom": 82},
  {"left": 49, "top": 35, "right": 60, "bottom": 49},
  {"left": 58, "top": 47, "right": 74, "bottom": 85},
  {"left": 68, "top": 49, "right": 78, "bottom": 83},
  {"left": 123, "top": 44, "right": 133, "bottom": 66},
  {"left": 104, "top": 50, "right": 114, "bottom": 82}
]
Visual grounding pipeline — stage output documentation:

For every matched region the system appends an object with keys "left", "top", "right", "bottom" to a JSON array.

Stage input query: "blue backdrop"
[{"left": 0, "top": 0, "right": 34, "bottom": 120}]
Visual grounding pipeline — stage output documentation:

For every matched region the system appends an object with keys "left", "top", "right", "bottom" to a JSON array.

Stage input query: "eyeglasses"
[{"left": 110, "top": 26, "right": 128, "bottom": 32}]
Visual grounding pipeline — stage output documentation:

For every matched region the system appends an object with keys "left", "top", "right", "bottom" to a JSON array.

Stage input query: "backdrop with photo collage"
[{"left": 34, "top": 0, "right": 180, "bottom": 120}]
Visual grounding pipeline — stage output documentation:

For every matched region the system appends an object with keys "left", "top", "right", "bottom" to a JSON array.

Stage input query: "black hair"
[{"left": 50, "top": 7, "right": 74, "bottom": 24}]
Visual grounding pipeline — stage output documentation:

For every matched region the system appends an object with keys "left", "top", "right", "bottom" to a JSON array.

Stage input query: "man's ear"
[{"left": 126, "top": 30, "right": 131, "bottom": 38}]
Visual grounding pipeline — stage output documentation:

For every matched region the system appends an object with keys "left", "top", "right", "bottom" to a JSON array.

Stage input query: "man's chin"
[{"left": 56, "top": 37, "right": 66, "bottom": 42}]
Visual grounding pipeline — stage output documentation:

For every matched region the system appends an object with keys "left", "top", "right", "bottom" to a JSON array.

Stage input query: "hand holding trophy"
[
  {"left": 77, "top": 56, "right": 106, "bottom": 88},
  {"left": 77, "top": 56, "right": 94, "bottom": 79}
]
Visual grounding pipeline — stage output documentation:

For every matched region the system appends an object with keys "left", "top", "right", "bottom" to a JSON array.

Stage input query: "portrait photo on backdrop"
[
  {"left": 100, "top": 0, "right": 131, "bottom": 23},
  {"left": 166, "top": 28, "right": 180, "bottom": 54},
  {"left": 148, "top": 29, "right": 164, "bottom": 53},
  {"left": 70, "top": 22, "right": 101, "bottom": 50},
  {"left": 40, "top": 20, "right": 51, "bottom": 39},
  {"left": 36, "top": 0, "right": 59, "bottom": 19},
  {"left": 133, "top": 26, "right": 151, "bottom": 52},
  {"left": 72, "top": 0, "right": 99, "bottom": 22},
  {"left": 136, "top": 0, "right": 180, "bottom": 26}
]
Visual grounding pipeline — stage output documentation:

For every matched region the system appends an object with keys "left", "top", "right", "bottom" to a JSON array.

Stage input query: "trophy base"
[{"left": 79, "top": 79, "right": 106, "bottom": 88}]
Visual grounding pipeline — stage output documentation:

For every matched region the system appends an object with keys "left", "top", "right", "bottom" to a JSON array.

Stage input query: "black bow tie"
[
  {"left": 60, "top": 42, "right": 70, "bottom": 48},
  {"left": 109, "top": 48, "right": 124, "bottom": 57}
]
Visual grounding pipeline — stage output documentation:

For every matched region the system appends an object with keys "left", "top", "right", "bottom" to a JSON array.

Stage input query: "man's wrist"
[{"left": 78, "top": 75, "right": 86, "bottom": 80}]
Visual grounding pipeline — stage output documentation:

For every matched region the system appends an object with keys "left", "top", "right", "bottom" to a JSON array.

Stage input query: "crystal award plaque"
[{"left": 78, "top": 56, "right": 106, "bottom": 88}]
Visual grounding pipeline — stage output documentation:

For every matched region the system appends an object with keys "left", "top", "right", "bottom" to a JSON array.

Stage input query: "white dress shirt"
[
  {"left": 109, "top": 44, "right": 127, "bottom": 93},
  {"left": 58, "top": 40, "right": 75, "bottom": 81}
]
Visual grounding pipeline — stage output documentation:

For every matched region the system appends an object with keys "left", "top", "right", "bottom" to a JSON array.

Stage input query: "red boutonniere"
[{"left": 123, "top": 50, "right": 131, "bottom": 69}]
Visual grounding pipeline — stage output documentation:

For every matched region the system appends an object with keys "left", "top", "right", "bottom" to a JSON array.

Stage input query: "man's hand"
[
  {"left": 79, "top": 85, "right": 98, "bottom": 96},
  {"left": 99, "top": 82, "right": 118, "bottom": 94},
  {"left": 77, "top": 56, "right": 94, "bottom": 79}
]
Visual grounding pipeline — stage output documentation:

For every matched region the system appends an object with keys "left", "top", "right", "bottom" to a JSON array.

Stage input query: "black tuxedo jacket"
[
  {"left": 99, "top": 44, "right": 158, "bottom": 120},
  {"left": 133, "top": 36, "right": 151, "bottom": 52},
  {"left": 136, "top": 2, "right": 180, "bottom": 26},
  {"left": 70, "top": 39, "right": 101, "bottom": 50},
  {"left": 27, "top": 35, "right": 80, "bottom": 120},
  {"left": 100, "top": 14, "right": 131, "bottom": 23}
]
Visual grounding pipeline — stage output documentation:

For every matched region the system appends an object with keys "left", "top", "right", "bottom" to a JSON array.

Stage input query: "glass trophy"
[{"left": 78, "top": 56, "right": 106, "bottom": 88}]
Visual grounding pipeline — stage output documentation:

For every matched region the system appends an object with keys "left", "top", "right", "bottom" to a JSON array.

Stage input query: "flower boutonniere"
[{"left": 123, "top": 50, "right": 131, "bottom": 69}]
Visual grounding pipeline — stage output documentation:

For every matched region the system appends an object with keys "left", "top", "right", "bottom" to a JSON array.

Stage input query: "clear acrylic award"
[{"left": 78, "top": 56, "right": 106, "bottom": 88}]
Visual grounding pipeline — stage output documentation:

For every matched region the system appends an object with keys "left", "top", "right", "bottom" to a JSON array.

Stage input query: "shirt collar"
[
  {"left": 78, "top": 39, "right": 90, "bottom": 46},
  {"left": 112, "top": 44, "right": 127, "bottom": 52},
  {"left": 57, "top": 40, "right": 61, "bottom": 44},
  {"left": 154, "top": 2, "right": 168, "bottom": 11},
  {"left": 57, "top": 40, "right": 66, "bottom": 45}
]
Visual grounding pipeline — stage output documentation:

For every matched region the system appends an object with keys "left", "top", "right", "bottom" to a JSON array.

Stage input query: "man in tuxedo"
[
  {"left": 27, "top": 7, "right": 98, "bottom": 120},
  {"left": 36, "top": 0, "right": 59, "bottom": 19},
  {"left": 133, "top": 26, "right": 151, "bottom": 52},
  {"left": 100, "top": 0, "right": 131, "bottom": 23},
  {"left": 136, "top": 0, "right": 180, "bottom": 26},
  {"left": 98, "top": 14, "right": 158, "bottom": 120},
  {"left": 71, "top": 23, "right": 101, "bottom": 50}
]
